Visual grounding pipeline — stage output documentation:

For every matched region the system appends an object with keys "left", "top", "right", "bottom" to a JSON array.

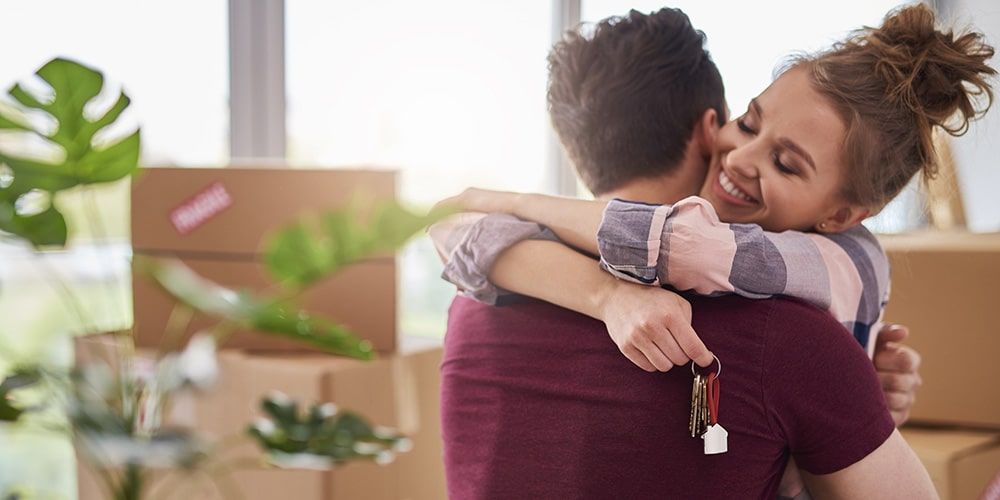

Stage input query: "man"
[{"left": 435, "top": 8, "right": 927, "bottom": 498}]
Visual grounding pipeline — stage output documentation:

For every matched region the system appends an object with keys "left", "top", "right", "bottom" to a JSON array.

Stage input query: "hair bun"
[{"left": 869, "top": 4, "right": 995, "bottom": 136}]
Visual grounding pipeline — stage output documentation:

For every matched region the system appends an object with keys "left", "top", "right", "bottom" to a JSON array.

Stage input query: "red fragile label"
[{"left": 169, "top": 181, "right": 233, "bottom": 235}]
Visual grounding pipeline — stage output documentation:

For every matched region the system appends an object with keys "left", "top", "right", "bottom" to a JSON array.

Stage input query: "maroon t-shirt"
[{"left": 440, "top": 294, "right": 894, "bottom": 499}]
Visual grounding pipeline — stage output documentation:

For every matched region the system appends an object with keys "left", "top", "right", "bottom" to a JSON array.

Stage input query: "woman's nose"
[{"left": 725, "top": 145, "right": 760, "bottom": 180}]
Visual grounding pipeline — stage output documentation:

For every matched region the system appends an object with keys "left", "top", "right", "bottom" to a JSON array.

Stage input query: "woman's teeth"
[{"left": 719, "top": 171, "right": 754, "bottom": 202}]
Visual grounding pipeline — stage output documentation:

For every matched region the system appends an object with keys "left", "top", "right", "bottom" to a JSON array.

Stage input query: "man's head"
[{"left": 548, "top": 8, "right": 726, "bottom": 196}]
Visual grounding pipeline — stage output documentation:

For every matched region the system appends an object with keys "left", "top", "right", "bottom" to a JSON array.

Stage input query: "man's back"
[{"left": 440, "top": 294, "right": 894, "bottom": 499}]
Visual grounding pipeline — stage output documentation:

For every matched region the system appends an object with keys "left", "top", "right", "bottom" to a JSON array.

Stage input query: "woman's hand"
[
  {"left": 597, "top": 282, "right": 714, "bottom": 372},
  {"left": 435, "top": 187, "right": 522, "bottom": 215},
  {"left": 873, "top": 324, "right": 922, "bottom": 426}
]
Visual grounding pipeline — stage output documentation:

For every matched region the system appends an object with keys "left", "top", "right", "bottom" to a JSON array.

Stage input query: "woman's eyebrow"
[
  {"left": 779, "top": 138, "right": 817, "bottom": 172},
  {"left": 752, "top": 98, "right": 817, "bottom": 172}
]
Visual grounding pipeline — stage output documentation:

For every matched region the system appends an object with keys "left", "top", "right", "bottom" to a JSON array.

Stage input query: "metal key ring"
[{"left": 691, "top": 354, "right": 721, "bottom": 379}]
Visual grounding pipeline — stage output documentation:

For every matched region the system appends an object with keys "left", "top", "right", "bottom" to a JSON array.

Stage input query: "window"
[
  {"left": 287, "top": 1, "right": 554, "bottom": 336},
  {"left": 0, "top": 0, "right": 229, "bottom": 167}
]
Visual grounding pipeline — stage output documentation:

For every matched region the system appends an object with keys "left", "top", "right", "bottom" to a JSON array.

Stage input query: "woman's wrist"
[
  {"left": 591, "top": 278, "right": 625, "bottom": 321},
  {"left": 509, "top": 192, "right": 535, "bottom": 219}
]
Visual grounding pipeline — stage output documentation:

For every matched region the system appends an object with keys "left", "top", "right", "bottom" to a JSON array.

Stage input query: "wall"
[{"left": 943, "top": 0, "right": 1000, "bottom": 232}]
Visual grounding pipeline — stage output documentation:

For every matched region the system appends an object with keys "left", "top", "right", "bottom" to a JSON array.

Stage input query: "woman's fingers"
[
  {"left": 667, "top": 315, "right": 714, "bottom": 368},
  {"left": 648, "top": 324, "right": 691, "bottom": 367},
  {"left": 633, "top": 334, "right": 675, "bottom": 372},
  {"left": 621, "top": 344, "right": 657, "bottom": 372},
  {"left": 879, "top": 371, "right": 922, "bottom": 393}
]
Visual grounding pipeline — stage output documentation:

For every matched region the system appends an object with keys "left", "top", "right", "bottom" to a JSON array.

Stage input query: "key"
[
  {"left": 700, "top": 376, "right": 709, "bottom": 435},
  {"left": 689, "top": 374, "right": 702, "bottom": 437}
]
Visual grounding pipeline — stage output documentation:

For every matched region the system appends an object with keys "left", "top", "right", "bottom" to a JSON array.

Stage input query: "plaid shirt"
[{"left": 436, "top": 196, "right": 890, "bottom": 351}]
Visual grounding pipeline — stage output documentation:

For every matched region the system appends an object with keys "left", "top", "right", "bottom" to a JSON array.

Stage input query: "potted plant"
[{"left": 0, "top": 58, "right": 448, "bottom": 499}]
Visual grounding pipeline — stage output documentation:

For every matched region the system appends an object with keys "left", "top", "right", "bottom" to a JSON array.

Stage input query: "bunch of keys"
[{"left": 689, "top": 355, "right": 728, "bottom": 455}]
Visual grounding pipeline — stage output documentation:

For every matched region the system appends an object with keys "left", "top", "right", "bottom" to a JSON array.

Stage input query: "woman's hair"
[{"left": 791, "top": 3, "right": 995, "bottom": 210}]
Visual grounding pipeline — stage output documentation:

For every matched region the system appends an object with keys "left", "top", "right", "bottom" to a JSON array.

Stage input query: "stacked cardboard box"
[
  {"left": 76, "top": 338, "right": 444, "bottom": 500},
  {"left": 187, "top": 337, "right": 444, "bottom": 500},
  {"left": 79, "top": 167, "right": 446, "bottom": 499},
  {"left": 901, "top": 428, "right": 1000, "bottom": 500},
  {"left": 881, "top": 231, "right": 1000, "bottom": 498},
  {"left": 130, "top": 167, "right": 399, "bottom": 353}
]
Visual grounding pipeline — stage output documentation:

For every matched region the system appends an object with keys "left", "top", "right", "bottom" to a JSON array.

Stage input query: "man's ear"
[
  {"left": 695, "top": 108, "right": 720, "bottom": 157},
  {"left": 815, "top": 205, "right": 871, "bottom": 233}
]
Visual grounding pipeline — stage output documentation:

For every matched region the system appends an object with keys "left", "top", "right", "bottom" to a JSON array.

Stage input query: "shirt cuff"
[
  {"left": 441, "top": 213, "right": 557, "bottom": 305},
  {"left": 597, "top": 199, "right": 674, "bottom": 286}
]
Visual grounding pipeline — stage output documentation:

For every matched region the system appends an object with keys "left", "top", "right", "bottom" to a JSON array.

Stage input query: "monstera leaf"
[
  {"left": 137, "top": 257, "right": 375, "bottom": 359},
  {"left": 0, "top": 58, "right": 140, "bottom": 247},
  {"left": 248, "top": 392, "right": 410, "bottom": 469},
  {"left": 0, "top": 368, "right": 41, "bottom": 422},
  {"left": 265, "top": 200, "right": 453, "bottom": 287}
]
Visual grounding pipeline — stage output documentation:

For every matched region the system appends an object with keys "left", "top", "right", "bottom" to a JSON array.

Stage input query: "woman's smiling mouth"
[{"left": 715, "top": 170, "right": 759, "bottom": 206}]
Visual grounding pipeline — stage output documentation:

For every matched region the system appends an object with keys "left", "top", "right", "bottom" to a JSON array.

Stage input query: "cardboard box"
[
  {"left": 131, "top": 166, "right": 400, "bottom": 353},
  {"left": 902, "top": 427, "right": 1000, "bottom": 500},
  {"left": 880, "top": 231, "right": 1000, "bottom": 428},
  {"left": 189, "top": 338, "right": 444, "bottom": 500},
  {"left": 76, "top": 337, "right": 445, "bottom": 500}
]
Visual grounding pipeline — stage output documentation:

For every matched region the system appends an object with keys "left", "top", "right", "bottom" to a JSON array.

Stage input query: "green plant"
[{"left": 0, "top": 58, "right": 449, "bottom": 499}]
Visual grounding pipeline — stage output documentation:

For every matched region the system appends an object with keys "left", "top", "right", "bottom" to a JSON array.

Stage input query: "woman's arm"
[
  {"left": 488, "top": 238, "right": 713, "bottom": 371},
  {"left": 440, "top": 188, "right": 606, "bottom": 255},
  {"left": 443, "top": 189, "right": 890, "bottom": 350},
  {"left": 430, "top": 212, "right": 712, "bottom": 370}
]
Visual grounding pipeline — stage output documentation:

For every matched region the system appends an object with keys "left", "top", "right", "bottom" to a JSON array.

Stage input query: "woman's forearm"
[
  {"left": 507, "top": 193, "right": 607, "bottom": 255},
  {"left": 487, "top": 238, "right": 616, "bottom": 320}
]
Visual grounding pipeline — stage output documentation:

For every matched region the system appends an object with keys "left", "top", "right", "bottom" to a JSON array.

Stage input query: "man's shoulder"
[
  {"left": 686, "top": 294, "right": 864, "bottom": 357},
  {"left": 447, "top": 294, "right": 605, "bottom": 338},
  {"left": 686, "top": 293, "right": 846, "bottom": 330}
]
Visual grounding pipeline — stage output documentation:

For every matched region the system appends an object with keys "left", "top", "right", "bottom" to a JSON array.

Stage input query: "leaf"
[
  {"left": 84, "top": 92, "right": 130, "bottom": 138},
  {"left": 34, "top": 58, "right": 104, "bottom": 154},
  {"left": 248, "top": 394, "right": 408, "bottom": 469},
  {"left": 0, "top": 58, "right": 141, "bottom": 249},
  {"left": 77, "top": 129, "right": 141, "bottom": 183},
  {"left": 0, "top": 154, "right": 78, "bottom": 192},
  {"left": 137, "top": 257, "right": 375, "bottom": 359},
  {"left": 250, "top": 303, "right": 374, "bottom": 360},
  {"left": 0, "top": 111, "right": 30, "bottom": 131},
  {"left": 0, "top": 368, "right": 41, "bottom": 423},
  {"left": 264, "top": 200, "right": 453, "bottom": 287},
  {"left": 0, "top": 198, "right": 68, "bottom": 248}
]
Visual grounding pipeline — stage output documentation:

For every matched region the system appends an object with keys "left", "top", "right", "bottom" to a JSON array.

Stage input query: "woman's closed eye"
[
  {"left": 772, "top": 152, "right": 799, "bottom": 175},
  {"left": 737, "top": 117, "right": 800, "bottom": 176}
]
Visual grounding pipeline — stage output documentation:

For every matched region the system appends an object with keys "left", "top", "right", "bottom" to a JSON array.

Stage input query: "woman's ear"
[
  {"left": 696, "top": 108, "right": 720, "bottom": 157},
  {"left": 815, "top": 205, "right": 871, "bottom": 233}
]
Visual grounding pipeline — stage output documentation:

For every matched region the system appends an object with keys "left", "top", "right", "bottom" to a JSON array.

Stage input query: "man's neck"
[
  {"left": 594, "top": 144, "right": 708, "bottom": 205},
  {"left": 596, "top": 170, "right": 702, "bottom": 205}
]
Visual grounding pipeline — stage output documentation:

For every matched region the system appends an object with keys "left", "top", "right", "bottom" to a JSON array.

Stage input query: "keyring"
[{"left": 691, "top": 354, "right": 721, "bottom": 379}]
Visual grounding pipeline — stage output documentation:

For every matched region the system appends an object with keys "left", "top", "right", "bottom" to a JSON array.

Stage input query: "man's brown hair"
[{"left": 548, "top": 8, "right": 726, "bottom": 195}]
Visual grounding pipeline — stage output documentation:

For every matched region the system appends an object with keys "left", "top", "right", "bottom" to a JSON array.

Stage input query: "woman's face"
[{"left": 699, "top": 68, "right": 852, "bottom": 232}]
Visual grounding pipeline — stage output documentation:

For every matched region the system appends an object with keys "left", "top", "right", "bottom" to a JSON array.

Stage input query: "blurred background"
[{"left": 0, "top": 0, "right": 997, "bottom": 497}]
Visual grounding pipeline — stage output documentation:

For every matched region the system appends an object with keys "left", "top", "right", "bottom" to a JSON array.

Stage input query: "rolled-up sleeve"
[
  {"left": 440, "top": 213, "right": 557, "bottom": 305},
  {"left": 597, "top": 199, "right": 674, "bottom": 286},
  {"left": 597, "top": 196, "right": 890, "bottom": 350}
]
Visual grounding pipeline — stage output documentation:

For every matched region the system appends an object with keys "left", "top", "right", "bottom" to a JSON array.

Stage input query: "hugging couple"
[{"left": 430, "top": 5, "right": 994, "bottom": 499}]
